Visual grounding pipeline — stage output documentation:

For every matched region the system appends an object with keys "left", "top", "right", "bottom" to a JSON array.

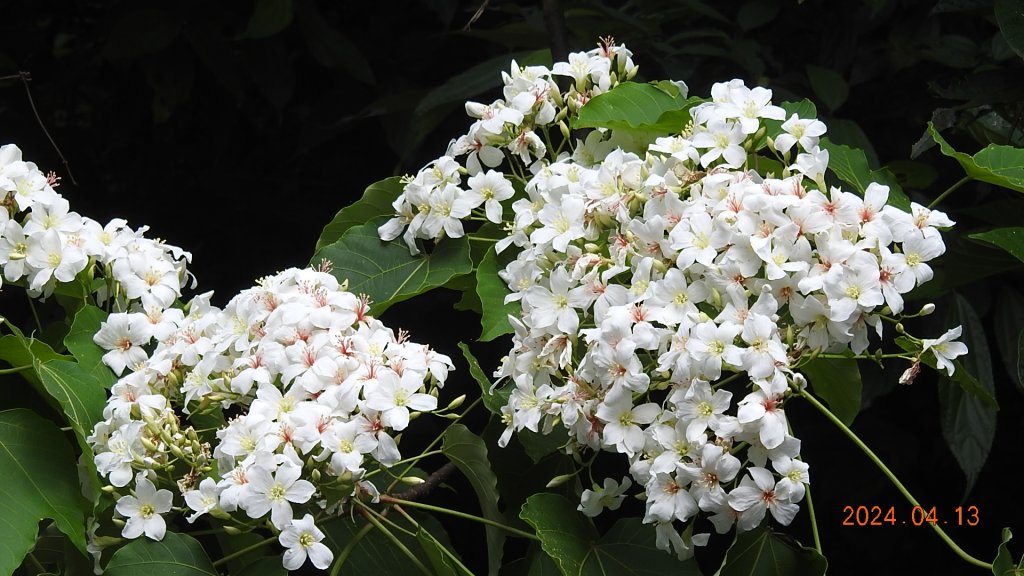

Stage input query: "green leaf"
[
  {"left": 519, "top": 426, "right": 570, "bottom": 464},
  {"left": 519, "top": 493, "right": 598, "bottom": 575},
  {"left": 938, "top": 294, "right": 997, "bottom": 496},
  {"left": 574, "top": 81, "right": 700, "bottom": 133},
  {"left": 519, "top": 494, "right": 701, "bottom": 576},
  {"left": 477, "top": 245, "right": 516, "bottom": 341},
  {"left": 105, "top": 532, "right": 217, "bottom": 576},
  {"left": 0, "top": 409, "right": 88, "bottom": 574},
  {"left": 34, "top": 359, "right": 106, "bottom": 454},
  {"left": 800, "top": 357, "right": 862, "bottom": 425},
  {"left": 970, "top": 227, "right": 1024, "bottom": 264},
  {"left": 242, "top": 0, "right": 293, "bottom": 39},
  {"left": 996, "top": 0, "right": 1024, "bottom": 58},
  {"left": 442, "top": 423, "right": 505, "bottom": 576},
  {"left": 991, "top": 287, "right": 1024, "bottom": 392},
  {"left": 820, "top": 138, "right": 911, "bottom": 210},
  {"left": 414, "top": 527, "right": 461, "bottom": 576},
  {"left": 719, "top": 525, "right": 827, "bottom": 576},
  {"left": 928, "top": 122, "right": 1024, "bottom": 193},
  {"left": 322, "top": 511, "right": 455, "bottom": 574},
  {"left": 0, "top": 323, "right": 70, "bottom": 387},
  {"left": 805, "top": 65, "right": 849, "bottom": 112},
  {"left": 992, "top": 527, "right": 1018, "bottom": 576},
  {"left": 235, "top": 556, "right": 287, "bottom": 576},
  {"left": 314, "top": 177, "right": 404, "bottom": 252},
  {"left": 64, "top": 305, "right": 116, "bottom": 388},
  {"left": 458, "top": 342, "right": 509, "bottom": 415},
  {"left": 312, "top": 218, "right": 473, "bottom": 316}
]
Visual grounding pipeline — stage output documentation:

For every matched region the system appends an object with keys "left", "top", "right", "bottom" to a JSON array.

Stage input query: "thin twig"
[{"left": 2, "top": 71, "right": 78, "bottom": 185}]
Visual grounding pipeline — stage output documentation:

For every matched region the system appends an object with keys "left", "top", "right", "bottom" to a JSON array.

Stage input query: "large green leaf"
[
  {"left": 314, "top": 177, "right": 404, "bottom": 251},
  {"left": 519, "top": 494, "right": 701, "bottom": 576},
  {"left": 574, "top": 81, "right": 699, "bottom": 133},
  {"left": 819, "top": 138, "right": 911, "bottom": 210},
  {"left": 928, "top": 122, "right": 1024, "bottom": 193},
  {"left": 970, "top": 227, "right": 1024, "bottom": 265},
  {"left": 312, "top": 218, "right": 473, "bottom": 316},
  {"left": 0, "top": 409, "right": 88, "bottom": 574},
  {"left": 719, "top": 525, "right": 827, "bottom": 576},
  {"left": 442, "top": 423, "right": 506, "bottom": 576},
  {"left": 105, "top": 532, "right": 218, "bottom": 575},
  {"left": 34, "top": 359, "right": 106, "bottom": 458},
  {"left": 938, "top": 294, "right": 997, "bottom": 497},
  {"left": 64, "top": 304, "right": 117, "bottom": 388},
  {"left": 800, "top": 357, "right": 862, "bottom": 426}
]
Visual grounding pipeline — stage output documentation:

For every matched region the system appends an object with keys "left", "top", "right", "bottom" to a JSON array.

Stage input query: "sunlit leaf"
[
  {"left": 314, "top": 177, "right": 404, "bottom": 251},
  {"left": 105, "top": 532, "right": 217, "bottom": 576},
  {"left": 442, "top": 423, "right": 505, "bottom": 576},
  {"left": 312, "top": 218, "right": 473, "bottom": 316},
  {"left": 0, "top": 409, "right": 88, "bottom": 575},
  {"left": 928, "top": 122, "right": 1024, "bottom": 193},
  {"left": 574, "top": 81, "right": 700, "bottom": 133}
]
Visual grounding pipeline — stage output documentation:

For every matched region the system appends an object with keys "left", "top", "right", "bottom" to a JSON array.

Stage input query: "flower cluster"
[
  {"left": 0, "top": 144, "right": 191, "bottom": 304},
  {"left": 89, "top": 266, "right": 452, "bottom": 570},
  {"left": 376, "top": 45, "right": 966, "bottom": 559},
  {"left": 379, "top": 40, "right": 637, "bottom": 253}
]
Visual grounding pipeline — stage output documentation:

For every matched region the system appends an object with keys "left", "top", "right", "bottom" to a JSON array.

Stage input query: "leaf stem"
[
  {"left": 795, "top": 386, "right": 993, "bottom": 570},
  {"left": 928, "top": 175, "right": 970, "bottom": 209},
  {"left": 387, "top": 396, "right": 482, "bottom": 493},
  {"left": 330, "top": 518, "right": 375, "bottom": 576},
  {"left": 355, "top": 501, "right": 434, "bottom": 576},
  {"left": 211, "top": 534, "right": 278, "bottom": 567},
  {"left": 0, "top": 364, "right": 33, "bottom": 374},
  {"left": 381, "top": 495, "right": 540, "bottom": 541},
  {"left": 393, "top": 504, "right": 476, "bottom": 575}
]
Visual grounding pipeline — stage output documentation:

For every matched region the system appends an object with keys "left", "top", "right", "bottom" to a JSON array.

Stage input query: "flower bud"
[
  {"left": 919, "top": 303, "right": 936, "bottom": 316},
  {"left": 895, "top": 323, "right": 905, "bottom": 334},
  {"left": 546, "top": 473, "right": 574, "bottom": 488},
  {"left": 224, "top": 526, "right": 243, "bottom": 536},
  {"left": 445, "top": 394, "right": 466, "bottom": 411},
  {"left": 400, "top": 475, "right": 426, "bottom": 486}
]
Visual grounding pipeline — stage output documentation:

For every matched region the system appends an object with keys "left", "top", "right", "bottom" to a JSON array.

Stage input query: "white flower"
[
  {"left": 922, "top": 326, "right": 969, "bottom": 376},
  {"left": 242, "top": 462, "right": 316, "bottom": 529},
  {"left": 280, "top": 513, "right": 334, "bottom": 570},
  {"left": 578, "top": 476, "right": 632, "bottom": 517},
  {"left": 116, "top": 474, "right": 173, "bottom": 540},
  {"left": 184, "top": 477, "right": 222, "bottom": 523}
]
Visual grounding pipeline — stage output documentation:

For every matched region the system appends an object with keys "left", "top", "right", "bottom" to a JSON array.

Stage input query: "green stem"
[
  {"left": 356, "top": 502, "right": 434, "bottom": 576},
  {"left": 0, "top": 364, "right": 33, "bottom": 375},
  {"left": 25, "top": 292, "right": 43, "bottom": 335},
  {"left": 330, "top": 520, "right": 376, "bottom": 576},
  {"left": 211, "top": 535, "right": 277, "bottom": 567},
  {"left": 387, "top": 396, "right": 482, "bottom": 493},
  {"left": 813, "top": 353, "right": 911, "bottom": 360},
  {"left": 382, "top": 495, "right": 540, "bottom": 541},
  {"left": 928, "top": 175, "right": 970, "bottom": 209},
  {"left": 393, "top": 505, "right": 475, "bottom": 576},
  {"left": 805, "top": 482, "right": 822, "bottom": 554},
  {"left": 795, "top": 386, "right": 993, "bottom": 570}
]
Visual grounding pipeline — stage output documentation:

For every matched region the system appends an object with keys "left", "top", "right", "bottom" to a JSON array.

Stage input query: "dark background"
[{"left": 3, "top": 0, "right": 1023, "bottom": 574}]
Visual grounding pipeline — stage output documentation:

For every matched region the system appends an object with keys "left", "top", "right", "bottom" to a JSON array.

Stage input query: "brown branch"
[
  {"left": 2, "top": 71, "right": 78, "bottom": 185},
  {"left": 389, "top": 461, "right": 456, "bottom": 501}
]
